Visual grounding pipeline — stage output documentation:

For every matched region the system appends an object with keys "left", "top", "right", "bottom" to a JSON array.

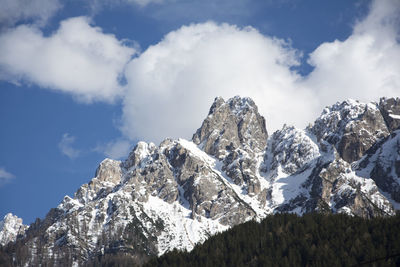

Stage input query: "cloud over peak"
[
  {"left": 1, "top": 0, "right": 399, "bottom": 155},
  {"left": 119, "top": 0, "right": 400, "bottom": 144},
  {"left": 122, "top": 21, "right": 313, "bottom": 142}
]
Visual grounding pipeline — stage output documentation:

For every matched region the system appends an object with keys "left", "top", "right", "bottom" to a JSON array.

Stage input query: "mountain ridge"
[{"left": 1, "top": 96, "right": 400, "bottom": 266}]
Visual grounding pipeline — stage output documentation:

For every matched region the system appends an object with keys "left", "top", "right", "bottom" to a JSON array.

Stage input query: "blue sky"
[{"left": 0, "top": 0, "right": 399, "bottom": 224}]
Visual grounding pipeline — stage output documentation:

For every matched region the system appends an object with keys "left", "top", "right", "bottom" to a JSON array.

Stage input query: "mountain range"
[{"left": 1, "top": 96, "right": 400, "bottom": 266}]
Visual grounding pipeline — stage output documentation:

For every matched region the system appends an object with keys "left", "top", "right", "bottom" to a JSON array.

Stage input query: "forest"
[{"left": 146, "top": 212, "right": 400, "bottom": 267}]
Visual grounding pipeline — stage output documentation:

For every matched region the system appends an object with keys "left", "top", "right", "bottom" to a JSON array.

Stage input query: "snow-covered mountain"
[{"left": 1, "top": 96, "right": 400, "bottom": 266}]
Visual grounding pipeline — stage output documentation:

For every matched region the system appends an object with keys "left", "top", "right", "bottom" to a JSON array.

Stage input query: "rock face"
[
  {"left": 357, "top": 130, "right": 400, "bottom": 203},
  {"left": 0, "top": 213, "right": 27, "bottom": 246},
  {"left": 1, "top": 96, "right": 400, "bottom": 266},
  {"left": 193, "top": 96, "right": 268, "bottom": 196},
  {"left": 379, "top": 97, "right": 400, "bottom": 132},
  {"left": 310, "top": 99, "right": 389, "bottom": 163},
  {"left": 193, "top": 96, "right": 268, "bottom": 156}
]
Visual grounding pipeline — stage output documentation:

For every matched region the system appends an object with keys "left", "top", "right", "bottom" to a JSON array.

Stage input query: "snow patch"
[{"left": 389, "top": 113, "right": 400, "bottom": 119}]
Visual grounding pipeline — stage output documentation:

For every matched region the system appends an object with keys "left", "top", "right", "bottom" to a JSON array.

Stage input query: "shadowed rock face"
[
  {"left": 3, "top": 96, "right": 400, "bottom": 267},
  {"left": 358, "top": 130, "right": 400, "bottom": 203},
  {"left": 379, "top": 97, "right": 400, "bottom": 132}
]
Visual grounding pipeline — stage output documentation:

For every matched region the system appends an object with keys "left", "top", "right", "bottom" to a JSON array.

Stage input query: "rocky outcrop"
[
  {"left": 357, "top": 130, "right": 400, "bottom": 203},
  {"left": 318, "top": 155, "right": 393, "bottom": 218},
  {"left": 264, "top": 125, "right": 320, "bottom": 176},
  {"left": 74, "top": 158, "right": 123, "bottom": 204},
  {"left": 193, "top": 96, "right": 268, "bottom": 195},
  {"left": 0, "top": 213, "right": 28, "bottom": 246},
  {"left": 165, "top": 140, "right": 256, "bottom": 225},
  {"left": 193, "top": 96, "right": 268, "bottom": 156},
  {"left": 379, "top": 97, "right": 400, "bottom": 132},
  {"left": 310, "top": 99, "right": 389, "bottom": 163}
]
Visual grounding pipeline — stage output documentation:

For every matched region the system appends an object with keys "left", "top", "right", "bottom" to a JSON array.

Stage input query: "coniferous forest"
[
  {"left": 1, "top": 213, "right": 400, "bottom": 266},
  {"left": 146, "top": 213, "right": 400, "bottom": 267}
]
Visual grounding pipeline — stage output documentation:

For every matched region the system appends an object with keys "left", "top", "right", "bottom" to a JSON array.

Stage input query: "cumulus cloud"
[
  {"left": 122, "top": 22, "right": 316, "bottom": 142},
  {"left": 0, "top": 16, "right": 137, "bottom": 102},
  {"left": 0, "top": 0, "right": 62, "bottom": 29},
  {"left": 301, "top": 0, "right": 400, "bottom": 105},
  {"left": 58, "top": 133, "right": 81, "bottom": 159},
  {"left": 1, "top": 0, "right": 400, "bottom": 154},
  {"left": 0, "top": 167, "right": 15, "bottom": 186},
  {"left": 120, "top": 0, "right": 400, "bottom": 144}
]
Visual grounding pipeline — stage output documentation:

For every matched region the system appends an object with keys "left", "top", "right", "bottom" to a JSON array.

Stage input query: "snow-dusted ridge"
[{"left": 1, "top": 96, "right": 400, "bottom": 266}]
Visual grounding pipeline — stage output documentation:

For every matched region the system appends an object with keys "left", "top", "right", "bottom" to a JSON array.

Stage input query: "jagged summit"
[
  {"left": 193, "top": 96, "right": 268, "bottom": 157},
  {"left": 2, "top": 96, "right": 400, "bottom": 266},
  {"left": 310, "top": 98, "right": 390, "bottom": 163}
]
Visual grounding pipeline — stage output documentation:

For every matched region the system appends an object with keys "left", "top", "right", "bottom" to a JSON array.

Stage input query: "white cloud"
[
  {"left": 0, "top": 167, "right": 15, "bottom": 186},
  {"left": 122, "top": 22, "right": 316, "bottom": 143},
  {"left": 0, "top": 16, "right": 137, "bottom": 103},
  {"left": 0, "top": 0, "right": 62, "bottom": 28},
  {"left": 120, "top": 0, "right": 400, "bottom": 144},
  {"left": 58, "top": 133, "right": 81, "bottom": 159},
  {"left": 1, "top": 0, "right": 400, "bottom": 154},
  {"left": 301, "top": 0, "right": 400, "bottom": 105}
]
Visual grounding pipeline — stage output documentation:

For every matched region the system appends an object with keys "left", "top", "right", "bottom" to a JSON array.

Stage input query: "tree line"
[{"left": 146, "top": 212, "right": 400, "bottom": 267}]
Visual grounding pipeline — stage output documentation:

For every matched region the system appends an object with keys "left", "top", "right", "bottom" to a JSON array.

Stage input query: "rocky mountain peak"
[
  {"left": 64, "top": 158, "right": 124, "bottom": 207},
  {"left": 192, "top": 96, "right": 268, "bottom": 159},
  {"left": 95, "top": 158, "right": 123, "bottom": 184},
  {"left": 310, "top": 99, "right": 389, "bottom": 163},
  {"left": 0, "top": 213, "right": 27, "bottom": 246},
  {"left": 192, "top": 96, "right": 268, "bottom": 196}
]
